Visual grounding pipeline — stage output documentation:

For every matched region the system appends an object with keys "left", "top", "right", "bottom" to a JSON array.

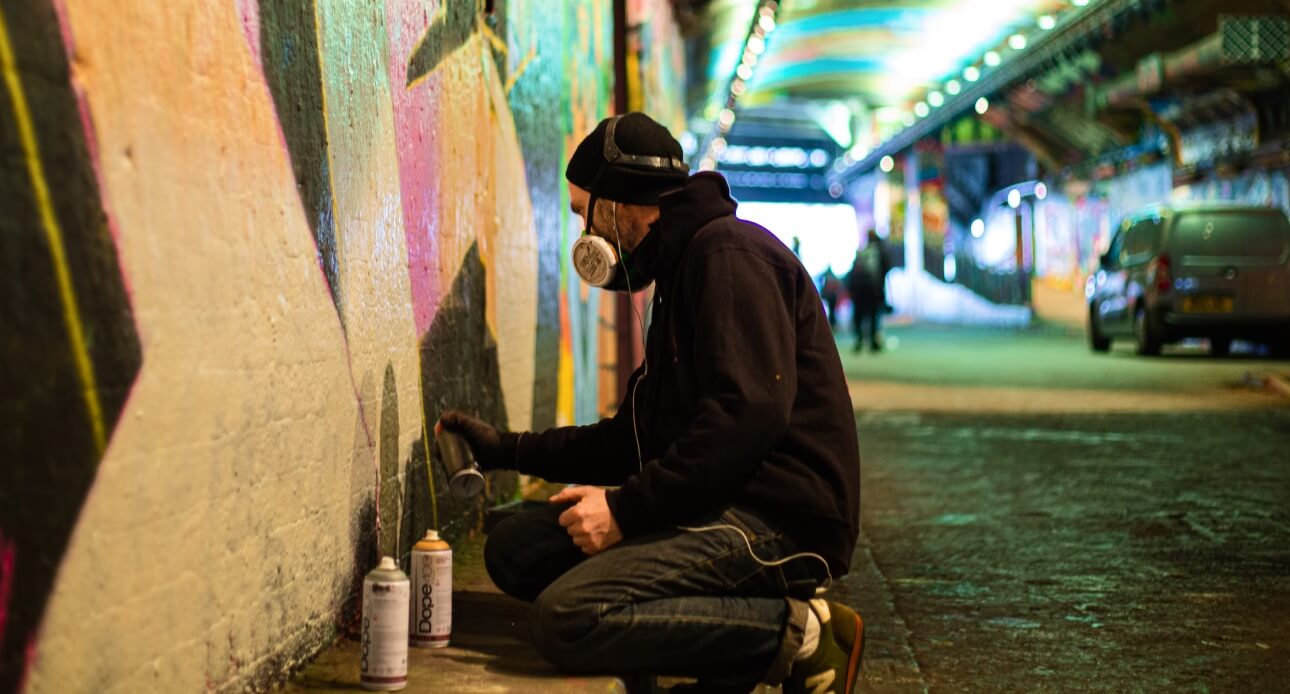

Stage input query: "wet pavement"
[{"left": 839, "top": 325, "right": 1290, "bottom": 692}]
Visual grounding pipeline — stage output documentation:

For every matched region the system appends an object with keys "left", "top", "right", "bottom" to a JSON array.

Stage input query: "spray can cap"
[
  {"left": 424, "top": 530, "right": 440, "bottom": 542},
  {"left": 378, "top": 556, "right": 397, "bottom": 571}
]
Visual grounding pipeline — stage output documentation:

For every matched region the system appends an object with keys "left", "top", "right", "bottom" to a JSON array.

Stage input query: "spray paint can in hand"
[
  {"left": 360, "top": 556, "right": 409, "bottom": 691},
  {"left": 436, "top": 428, "right": 485, "bottom": 498},
  {"left": 409, "top": 529, "right": 452, "bottom": 648}
]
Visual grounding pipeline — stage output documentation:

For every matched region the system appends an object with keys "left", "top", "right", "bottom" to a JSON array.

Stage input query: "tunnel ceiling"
[
  {"left": 693, "top": 1, "right": 1070, "bottom": 132},
  {"left": 688, "top": 0, "right": 1290, "bottom": 182}
]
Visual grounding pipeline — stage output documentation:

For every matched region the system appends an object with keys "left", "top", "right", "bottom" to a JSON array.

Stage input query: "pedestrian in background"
[
  {"left": 846, "top": 229, "right": 891, "bottom": 353},
  {"left": 819, "top": 268, "right": 843, "bottom": 330}
]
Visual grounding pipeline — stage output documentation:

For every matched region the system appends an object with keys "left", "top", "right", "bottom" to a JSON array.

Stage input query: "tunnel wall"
[{"left": 0, "top": 0, "right": 660, "bottom": 691}]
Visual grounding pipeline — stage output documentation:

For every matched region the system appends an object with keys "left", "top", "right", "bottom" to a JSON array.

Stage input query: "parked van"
[{"left": 1087, "top": 203, "right": 1290, "bottom": 356}]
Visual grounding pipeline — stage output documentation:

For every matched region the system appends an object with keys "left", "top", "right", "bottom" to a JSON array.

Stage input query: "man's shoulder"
[{"left": 689, "top": 215, "right": 794, "bottom": 263}]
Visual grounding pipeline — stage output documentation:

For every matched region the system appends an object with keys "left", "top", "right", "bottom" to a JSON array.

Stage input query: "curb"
[
  {"left": 1245, "top": 371, "right": 1290, "bottom": 400},
  {"left": 1268, "top": 373, "right": 1290, "bottom": 399}
]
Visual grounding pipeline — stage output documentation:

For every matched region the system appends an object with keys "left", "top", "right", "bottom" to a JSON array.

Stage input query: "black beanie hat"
[{"left": 565, "top": 113, "right": 689, "bottom": 205}]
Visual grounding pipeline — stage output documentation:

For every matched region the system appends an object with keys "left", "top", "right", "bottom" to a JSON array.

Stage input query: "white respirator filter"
[{"left": 571, "top": 234, "right": 619, "bottom": 288}]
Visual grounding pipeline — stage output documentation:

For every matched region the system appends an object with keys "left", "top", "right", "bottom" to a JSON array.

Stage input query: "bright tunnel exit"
[{"left": 737, "top": 202, "right": 861, "bottom": 279}]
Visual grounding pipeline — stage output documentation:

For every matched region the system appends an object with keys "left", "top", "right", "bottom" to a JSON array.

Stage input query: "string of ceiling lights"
[
  {"left": 696, "top": 0, "right": 782, "bottom": 171},
  {"left": 830, "top": 0, "right": 1114, "bottom": 186},
  {"left": 904, "top": 0, "right": 1092, "bottom": 129}
]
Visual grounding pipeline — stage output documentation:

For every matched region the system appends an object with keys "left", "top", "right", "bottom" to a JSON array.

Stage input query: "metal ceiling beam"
[
  {"left": 1096, "top": 16, "right": 1289, "bottom": 110},
  {"left": 827, "top": 0, "right": 1165, "bottom": 188}
]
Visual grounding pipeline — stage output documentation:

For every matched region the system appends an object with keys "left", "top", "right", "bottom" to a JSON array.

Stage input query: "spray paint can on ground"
[
  {"left": 410, "top": 530, "right": 452, "bottom": 648},
  {"left": 361, "top": 556, "right": 409, "bottom": 691}
]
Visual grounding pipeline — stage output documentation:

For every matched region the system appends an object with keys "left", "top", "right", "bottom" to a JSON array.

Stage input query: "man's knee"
[{"left": 529, "top": 583, "right": 604, "bottom": 672}]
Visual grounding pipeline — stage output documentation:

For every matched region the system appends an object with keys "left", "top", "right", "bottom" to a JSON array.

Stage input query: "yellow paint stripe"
[
  {"left": 418, "top": 367, "right": 440, "bottom": 530},
  {"left": 504, "top": 46, "right": 537, "bottom": 95},
  {"left": 477, "top": 18, "right": 507, "bottom": 56},
  {"left": 0, "top": 6, "right": 106, "bottom": 455}
]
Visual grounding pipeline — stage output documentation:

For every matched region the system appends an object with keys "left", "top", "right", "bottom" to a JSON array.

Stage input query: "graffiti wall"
[
  {"left": 1175, "top": 167, "right": 1290, "bottom": 218},
  {"left": 0, "top": 0, "right": 629, "bottom": 691},
  {"left": 627, "top": 0, "right": 687, "bottom": 135},
  {"left": 1025, "top": 165, "right": 1290, "bottom": 291}
]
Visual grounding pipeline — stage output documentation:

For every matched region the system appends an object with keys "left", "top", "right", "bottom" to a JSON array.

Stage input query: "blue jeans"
[{"left": 484, "top": 502, "right": 822, "bottom": 691}]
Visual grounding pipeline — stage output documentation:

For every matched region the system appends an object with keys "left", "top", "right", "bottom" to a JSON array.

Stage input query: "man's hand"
[
  {"left": 551, "top": 486, "right": 623, "bottom": 555},
  {"left": 436, "top": 410, "right": 507, "bottom": 470}
]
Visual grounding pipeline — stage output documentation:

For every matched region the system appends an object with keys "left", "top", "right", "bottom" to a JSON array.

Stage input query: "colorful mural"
[
  {"left": 0, "top": 0, "right": 627, "bottom": 691},
  {"left": 627, "top": 0, "right": 687, "bottom": 135},
  {"left": 0, "top": 2, "right": 143, "bottom": 690}
]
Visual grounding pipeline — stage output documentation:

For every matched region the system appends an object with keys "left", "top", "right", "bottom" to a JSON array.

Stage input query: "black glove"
[{"left": 437, "top": 410, "right": 514, "bottom": 471}]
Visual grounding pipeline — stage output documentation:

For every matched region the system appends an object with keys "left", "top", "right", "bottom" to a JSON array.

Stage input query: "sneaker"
[{"left": 783, "top": 600, "right": 865, "bottom": 694}]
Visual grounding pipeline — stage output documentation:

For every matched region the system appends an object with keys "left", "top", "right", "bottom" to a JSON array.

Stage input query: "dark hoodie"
[{"left": 502, "top": 173, "right": 861, "bottom": 575}]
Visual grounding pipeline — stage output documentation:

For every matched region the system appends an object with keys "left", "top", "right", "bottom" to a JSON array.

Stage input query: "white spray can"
[
  {"left": 360, "top": 556, "right": 409, "bottom": 691},
  {"left": 409, "top": 530, "right": 452, "bottom": 648}
]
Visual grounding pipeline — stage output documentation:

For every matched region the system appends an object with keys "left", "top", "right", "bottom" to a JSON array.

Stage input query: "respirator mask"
[
  {"left": 571, "top": 201, "right": 659, "bottom": 292},
  {"left": 571, "top": 115, "right": 688, "bottom": 293}
]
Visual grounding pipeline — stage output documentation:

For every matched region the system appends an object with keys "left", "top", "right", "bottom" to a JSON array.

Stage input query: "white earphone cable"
[
  {"left": 612, "top": 202, "right": 648, "bottom": 473},
  {"left": 677, "top": 523, "right": 833, "bottom": 596}
]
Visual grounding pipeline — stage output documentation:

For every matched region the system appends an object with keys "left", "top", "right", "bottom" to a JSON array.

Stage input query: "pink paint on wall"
[
  {"left": 233, "top": 0, "right": 263, "bottom": 72},
  {"left": 0, "top": 533, "right": 13, "bottom": 647},
  {"left": 384, "top": 0, "right": 442, "bottom": 335}
]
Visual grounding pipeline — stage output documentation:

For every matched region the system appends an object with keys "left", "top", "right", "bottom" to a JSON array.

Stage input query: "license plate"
[{"left": 1181, "top": 296, "right": 1233, "bottom": 313}]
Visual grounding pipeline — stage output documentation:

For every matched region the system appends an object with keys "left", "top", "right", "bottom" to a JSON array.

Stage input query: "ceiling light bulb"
[
  {"left": 964, "top": 66, "right": 981, "bottom": 82},
  {"left": 747, "top": 36, "right": 766, "bottom": 56},
  {"left": 1009, "top": 34, "right": 1027, "bottom": 50},
  {"left": 717, "top": 108, "right": 736, "bottom": 128},
  {"left": 971, "top": 219, "right": 985, "bottom": 238},
  {"left": 1073, "top": 0, "right": 1089, "bottom": 6},
  {"left": 946, "top": 80, "right": 961, "bottom": 95},
  {"left": 759, "top": 15, "right": 776, "bottom": 33},
  {"left": 901, "top": 113, "right": 916, "bottom": 127},
  {"left": 984, "top": 51, "right": 1001, "bottom": 67},
  {"left": 914, "top": 102, "right": 930, "bottom": 117},
  {"left": 879, "top": 156, "right": 895, "bottom": 173},
  {"left": 975, "top": 97, "right": 989, "bottom": 114},
  {"left": 928, "top": 91, "right": 944, "bottom": 107},
  {"left": 1038, "top": 15, "right": 1056, "bottom": 30},
  {"left": 1008, "top": 189, "right": 1022, "bottom": 208}
]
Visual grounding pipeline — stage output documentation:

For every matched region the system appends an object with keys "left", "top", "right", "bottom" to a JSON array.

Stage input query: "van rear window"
[{"left": 1173, "top": 210, "right": 1290, "bottom": 258}]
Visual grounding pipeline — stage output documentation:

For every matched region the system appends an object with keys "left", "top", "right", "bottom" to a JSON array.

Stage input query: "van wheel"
[
  {"left": 1088, "top": 306, "right": 1111, "bottom": 353},
  {"left": 1209, "top": 338, "right": 1232, "bottom": 357},
  {"left": 1134, "top": 307, "right": 1161, "bottom": 356}
]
